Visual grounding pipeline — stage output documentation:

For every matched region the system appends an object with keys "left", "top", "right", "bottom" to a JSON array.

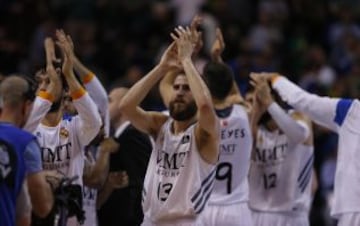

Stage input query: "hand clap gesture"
[{"left": 171, "top": 26, "right": 194, "bottom": 63}]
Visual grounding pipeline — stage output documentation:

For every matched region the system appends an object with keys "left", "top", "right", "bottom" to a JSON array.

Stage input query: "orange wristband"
[
  {"left": 271, "top": 74, "right": 281, "bottom": 84},
  {"left": 38, "top": 91, "right": 54, "bottom": 102},
  {"left": 82, "top": 73, "right": 95, "bottom": 84},
  {"left": 70, "top": 87, "right": 86, "bottom": 100}
]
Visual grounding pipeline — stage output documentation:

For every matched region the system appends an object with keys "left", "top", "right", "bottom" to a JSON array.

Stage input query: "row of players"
[{"left": 1, "top": 17, "right": 358, "bottom": 226}]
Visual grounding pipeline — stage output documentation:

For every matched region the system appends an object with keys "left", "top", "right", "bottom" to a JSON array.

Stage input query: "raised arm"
[
  {"left": 118, "top": 44, "right": 180, "bottom": 137},
  {"left": 160, "top": 16, "right": 204, "bottom": 109},
  {"left": 210, "top": 27, "right": 244, "bottom": 106},
  {"left": 267, "top": 73, "right": 348, "bottom": 132},
  {"left": 172, "top": 27, "right": 220, "bottom": 163},
  {"left": 61, "top": 32, "right": 110, "bottom": 136},
  {"left": 251, "top": 74, "right": 311, "bottom": 144},
  {"left": 56, "top": 30, "right": 102, "bottom": 146},
  {"left": 24, "top": 38, "right": 62, "bottom": 132}
]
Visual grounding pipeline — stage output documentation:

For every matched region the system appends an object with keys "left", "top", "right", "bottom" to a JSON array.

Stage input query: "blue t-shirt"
[{"left": 0, "top": 123, "right": 38, "bottom": 226}]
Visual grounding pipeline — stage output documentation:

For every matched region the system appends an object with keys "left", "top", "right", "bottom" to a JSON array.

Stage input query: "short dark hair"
[{"left": 203, "top": 62, "right": 234, "bottom": 100}]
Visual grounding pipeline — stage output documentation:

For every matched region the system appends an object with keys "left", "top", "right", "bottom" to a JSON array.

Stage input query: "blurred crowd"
[{"left": 2, "top": 0, "right": 360, "bottom": 225}]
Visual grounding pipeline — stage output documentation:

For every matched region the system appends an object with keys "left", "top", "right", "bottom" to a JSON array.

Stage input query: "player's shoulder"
[
  {"left": 1, "top": 124, "right": 33, "bottom": 138},
  {"left": 231, "top": 104, "right": 249, "bottom": 119}
]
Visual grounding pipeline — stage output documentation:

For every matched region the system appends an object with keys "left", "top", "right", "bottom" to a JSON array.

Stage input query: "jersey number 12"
[{"left": 263, "top": 173, "right": 277, "bottom": 189}]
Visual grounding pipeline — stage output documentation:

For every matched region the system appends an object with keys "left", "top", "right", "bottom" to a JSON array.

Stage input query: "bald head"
[
  {"left": 0, "top": 76, "right": 30, "bottom": 108},
  {"left": 109, "top": 87, "right": 129, "bottom": 104}
]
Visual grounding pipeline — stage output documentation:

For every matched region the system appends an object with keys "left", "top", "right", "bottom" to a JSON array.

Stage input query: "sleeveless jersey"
[
  {"left": 142, "top": 119, "right": 216, "bottom": 223},
  {"left": 209, "top": 104, "right": 252, "bottom": 205},
  {"left": 0, "top": 123, "right": 34, "bottom": 226},
  {"left": 83, "top": 186, "right": 98, "bottom": 226},
  {"left": 249, "top": 124, "right": 314, "bottom": 214}
]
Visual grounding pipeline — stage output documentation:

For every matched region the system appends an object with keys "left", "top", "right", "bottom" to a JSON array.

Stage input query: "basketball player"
[
  {"left": 248, "top": 74, "right": 314, "bottom": 226},
  {"left": 23, "top": 37, "right": 63, "bottom": 133},
  {"left": 29, "top": 33, "right": 102, "bottom": 226},
  {"left": 119, "top": 27, "right": 220, "bottom": 225},
  {"left": 158, "top": 27, "right": 252, "bottom": 226},
  {"left": 0, "top": 76, "right": 54, "bottom": 226},
  {"left": 200, "top": 61, "right": 253, "bottom": 226},
  {"left": 55, "top": 30, "right": 111, "bottom": 226},
  {"left": 257, "top": 72, "right": 360, "bottom": 226}
]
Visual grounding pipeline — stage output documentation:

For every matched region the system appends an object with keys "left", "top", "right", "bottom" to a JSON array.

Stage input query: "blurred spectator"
[{"left": 300, "top": 46, "right": 336, "bottom": 90}]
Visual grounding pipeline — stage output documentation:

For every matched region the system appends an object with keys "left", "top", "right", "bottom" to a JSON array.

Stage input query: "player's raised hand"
[
  {"left": 43, "top": 37, "right": 62, "bottom": 100},
  {"left": 190, "top": 15, "right": 203, "bottom": 56},
  {"left": 44, "top": 37, "right": 60, "bottom": 65},
  {"left": 159, "top": 42, "right": 182, "bottom": 71},
  {"left": 55, "top": 29, "right": 75, "bottom": 77},
  {"left": 171, "top": 26, "right": 194, "bottom": 62},
  {"left": 211, "top": 28, "right": 225, "bottom": 63},
  {"left": 250, "top": 73, "right": 273, "bottom": 108}
]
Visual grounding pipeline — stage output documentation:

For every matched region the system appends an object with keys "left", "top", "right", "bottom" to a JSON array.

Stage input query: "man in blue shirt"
[{"left": 0, "top": 75, "right": 54, "bottom": 226}]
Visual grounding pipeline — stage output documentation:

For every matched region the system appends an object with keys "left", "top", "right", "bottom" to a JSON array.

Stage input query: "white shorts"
[
  {"left": 142, "top": 216, "right": 203, "bottom": 226},
  {"left": 337, "top": 213, "right": 360, "bottom": 226},
  {"left": 199, "top": 202, "right": 253, "bottom": 226},
  {"left": 252, "top": 211, "right": 309, "bottom": 226}
]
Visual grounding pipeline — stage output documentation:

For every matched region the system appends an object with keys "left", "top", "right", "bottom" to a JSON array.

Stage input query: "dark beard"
[
  {"left": 169, "top": 100, "right": 197, "bottom": 121},
  {"left": 49, "top": 100, "right": 62, "bottom": 113}
]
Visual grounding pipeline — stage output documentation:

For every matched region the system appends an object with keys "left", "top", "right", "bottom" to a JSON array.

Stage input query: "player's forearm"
[
  {"left": 120, "top": 64, "right": 167, "bottom": 111},
  {"left": 271, "top": 76, "right": 339, "bottom": 131},
  {"left": 80, "top": 72, "right": 110, "bottom": 136},
  {"left": 74, "top": 58, "right": 109, "bottom": 114},
  {"left": 64, "top": 71, "right": 84, "bottom": 93},
  {"left": 73, "top": 56, "right": 92, "bottom": 79},
  {"left": 85, "top": 152, "right": 109, "bottom": 189},
  {"left": 181, "top": 58, "right": 213, "bottom": 110},
  {"left": 267, "top": 102, "right": 309, "bottom": 144},
  {"left": 73, "top": 93, "right": 102, "bottom": 145},
  {"left": 96, "top": 181, "right": 114, "bottom": 209},
  {"left": 24, "top": 95, "right": 52, "bottom": 132}
]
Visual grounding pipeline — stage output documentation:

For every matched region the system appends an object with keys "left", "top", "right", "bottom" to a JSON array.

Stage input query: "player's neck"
[
  {"left": 42, "top": 110, "right": 62, "bottom": 127},
  {"left": 172, "top": 117, "right": 196, "bottom": 135},
  {"left": 213, "top": 98, "right": 231, "bottom": 109},
  {"left": 0, "top": 110, "right": 21, "bottom": 127}
]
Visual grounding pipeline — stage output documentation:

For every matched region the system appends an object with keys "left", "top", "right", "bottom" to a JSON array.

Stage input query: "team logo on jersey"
[
  {"left": 181, "top": 135, "right": 190, "bottom": 144},
  {"left": 221, "top": 120, "right": 228, "bottom": 127},
  {"left": 60, "top": 127, "right": 69, "bottom": 138},
  {"left": 0, "top": 144, "right": 11, "bottom": 179}
]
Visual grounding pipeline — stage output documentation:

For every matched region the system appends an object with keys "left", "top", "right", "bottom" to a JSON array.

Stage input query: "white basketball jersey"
[
  {"left": 249, "top": 125, "right": 314, "bottom": 214},
  {"left": 208, "top": 104, "right": 252, "bottom": 205},
  {"left": 142, "top": 119, "right": 216, "bottom": 223},
  {"left": 33, "top": 94, "right": 101, "bottom": 226},
  {"left": 83, "top": 186, "right": 98, "bottom": 226}
]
